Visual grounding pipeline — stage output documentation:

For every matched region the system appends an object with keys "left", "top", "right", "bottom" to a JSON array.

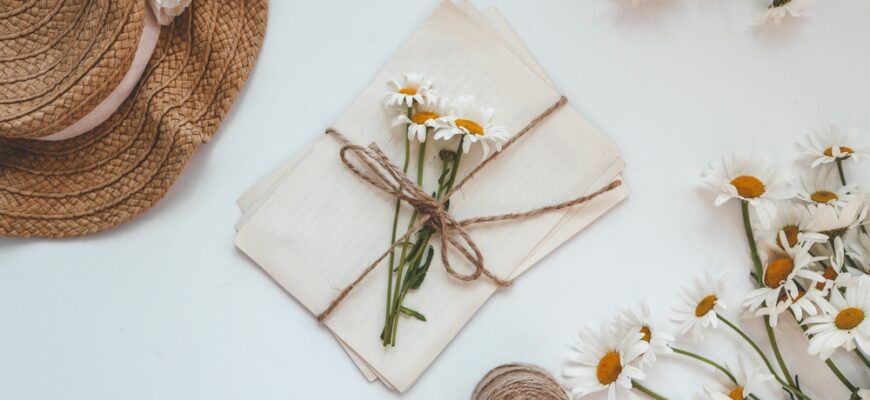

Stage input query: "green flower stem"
[
  {"left": 632, "top": 381, "right": 670, "bottom": 400},
  {"left": 739, "top": 201, "right": 799, "bottom": 390},
  {"left": 741, "top": 201, "right": 764, "bottom": 286},
  {"left": 835, "top": 158, "right": 847, "bottom": 186},
  {"left": 671, "top": 347, "right": 735, "bottom": 382},
  {"left": 388, "top": 137, "right": 465, "bottom": 344},
  {"left": 383, "top": 107, "right": 414, "bottom": 345},
  {"left": 855, "top": 349, "right": 870, "bottom": 369},
  {"left": 416, "top": 139, "right": 427, "bottom": 186},
  {"left": 670, "top": 346, "right": 762, "bottom": 399},
  {"left": 719, "top": 316, "right": 811, "bottom": 400},
  {"left": 384, "top": 129, "right": 430, "bottom": 346},
  {"left": 762, "top": 318, "right": 797, "bottom": 388},
  {"left": 825, "top": 358, "right": 857, "bottom": 393},
  {"left": 438, "top": 137, "right": 464, "bottom": 199},
  {"left": 792, "top": 320, "right": 859, "bottom": 392}
]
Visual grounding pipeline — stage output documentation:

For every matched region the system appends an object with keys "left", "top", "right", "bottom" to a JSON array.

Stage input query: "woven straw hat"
[{"left": 0, "top": 0, "right": 267, "bottom": 237}]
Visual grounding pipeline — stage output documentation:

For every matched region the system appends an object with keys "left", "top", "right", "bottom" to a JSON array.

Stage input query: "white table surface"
[{"left": 3, "top": 1, "right": 870, "bottom": 399}]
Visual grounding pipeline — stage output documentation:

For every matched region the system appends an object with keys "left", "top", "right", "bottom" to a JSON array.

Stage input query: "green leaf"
[
  {"left": 399, "top": 306, "right": 427, "bottom": 321},
  {"left": 408, "top": 246, "right": 435, "bottom": 289},
  {"left": 404, "top": 238, "right": 424, "bottom": 264},
  {"left": 437, "top": 167, "right": 451, "bottom": 187}
]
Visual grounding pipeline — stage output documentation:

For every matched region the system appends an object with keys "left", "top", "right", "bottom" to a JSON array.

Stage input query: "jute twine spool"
[{"left": 472, "top": 363, "right": 569, "bottom": 400}]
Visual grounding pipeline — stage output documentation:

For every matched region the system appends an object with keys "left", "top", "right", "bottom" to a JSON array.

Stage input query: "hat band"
[{"left": 37, "top": 4, "right": 161, "bottom": 142}]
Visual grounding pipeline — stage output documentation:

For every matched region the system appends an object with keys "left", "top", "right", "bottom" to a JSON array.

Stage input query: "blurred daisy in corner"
[
  {"left": 702, "top": 355, "right": 773, "bottom": 400},
  {"left": 391, "top": 97, "right": 451, "bottom": 142},
  {"left": 433, "top": 96, "right": 508, "bottom": 157},
  {"left": 616, "top": 301, "right": 674, "bottom": 368},
  {"left": 755, "top": 0, "right": 813, "bottom": 25},
  {"left": 798, "top": 127, "right": 870, "bottom": 168},
  {"left": 796, "top": 165, "right": 857, "bottom": 206},
  {"left": 702, "top": 152, "right": 795, "bottom": 229},
  {"left": 755, "top": 202, "right": 827, "bottom": 248},
  {"left": 563, "top": 324, "right": 648, "bottom": 400},
  {"left": 804, "top": 275, "right": 870, "bottom": 360},
  {"left": 383, "top": 73, "right": 439, "bottom": 108},
  {"left": 671, "top": 273, "right": 727, "bottom": 340}
]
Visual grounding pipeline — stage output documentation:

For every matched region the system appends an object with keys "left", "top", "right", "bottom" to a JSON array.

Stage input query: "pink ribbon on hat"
[{"left": 38, "top": 1, "right": 169, "bottom": 141}]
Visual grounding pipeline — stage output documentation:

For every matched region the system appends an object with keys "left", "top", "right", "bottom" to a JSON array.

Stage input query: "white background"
[{"left": 2, "top": 0, "right": 870, "bottom": 399}]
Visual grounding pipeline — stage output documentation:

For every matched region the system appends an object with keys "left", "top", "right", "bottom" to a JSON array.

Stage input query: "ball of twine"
[{"left": 472, "top": 363, "right": 569, "bottom": 400}]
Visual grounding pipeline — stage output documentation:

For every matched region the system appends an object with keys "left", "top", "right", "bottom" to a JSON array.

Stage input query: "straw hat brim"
[{"left": 0, "top": 0, "right": 268, "bottom": 238}]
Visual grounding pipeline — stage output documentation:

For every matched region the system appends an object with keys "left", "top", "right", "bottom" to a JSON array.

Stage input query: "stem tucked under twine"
[{"left": 316, "top": 96, "right": 622, "bottom": 322}]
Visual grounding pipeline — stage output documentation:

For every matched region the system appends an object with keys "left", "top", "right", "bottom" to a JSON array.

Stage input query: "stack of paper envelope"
[{"left": 235, "top": 1, "right": 629, "bottom": 392}]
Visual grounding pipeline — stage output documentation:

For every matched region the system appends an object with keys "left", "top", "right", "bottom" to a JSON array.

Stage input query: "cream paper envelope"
[
  {"left": 235, "top": 2, "right": 626, "bottom": 392},
  {"left": 234, "top": 4, "right": 629, "bottom": 385}
]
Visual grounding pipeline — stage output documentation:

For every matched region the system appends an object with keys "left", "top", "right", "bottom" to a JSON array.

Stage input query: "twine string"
[{"left": 317, "top": 96, "right": 622, "bottom": 322}]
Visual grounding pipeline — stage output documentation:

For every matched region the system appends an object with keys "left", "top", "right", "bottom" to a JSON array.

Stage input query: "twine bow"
[{"left": 317, "top": 96, "right": 622, "bottom": 322}]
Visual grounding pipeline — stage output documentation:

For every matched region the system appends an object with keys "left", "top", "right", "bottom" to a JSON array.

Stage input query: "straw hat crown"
[{"left": 0, "top": 0, "right": 146, "bottom": 139}]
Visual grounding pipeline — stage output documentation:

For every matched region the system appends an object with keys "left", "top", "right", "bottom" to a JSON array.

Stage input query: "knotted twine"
[
  {"left": 317, "top": 96, "right": 622, "bottom": 321},
  {"left": 472, "top": 363, "right": 568, "bottom": 400}
]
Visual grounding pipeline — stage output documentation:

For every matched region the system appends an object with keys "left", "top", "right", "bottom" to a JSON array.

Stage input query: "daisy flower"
[
  {"left": 804, "top": 275, "right": 870, "bottom": 360},
  {"left": 391, "top": 97, "right": 451, "bottom": 142},
  {"left": 383, "top": 73, "right": 438, "bottom": 108},
  {"left": 702, "top": 356, "right": 773, "bottom": 400},
  {"left": 824, "top": 236, "right": 862, "bottom": 287},
  {"left": 798, "top": 127, "right": 870, "bottom": 168},
  {"left": 616, "top": 301, "right": 674, "bottom": 368},
  {"left": 796, "top": 165, "right": 857, "bottom": 206},
  {"left": 743, "top": 235, "right": 825, "bottom": 327},
  {"left": 756, "top": 202, "right": 826, "bottom": 248},
  {"left": 671, "top": 273, "right": 727, "bottom": 340},
  {"left": 433, "top": 96, "right": 509, "bottom": 157},
  {"left": 847, "top": 231, "right": 870, "bottom": 274},
  {"left": 563, "top": 324, "right": 648, "bottom": 400},
  {"left": 806, "top": 200, "right": 868, "bottom": 238},
  {"left": 771, "top": 283, "right": 830, "bottom": 322},
  {"left": 755, "top": 0, "right": 813, "bottom": 25},
  {"left": 702, "top": 152, "right": 794, "bottom": 229}
]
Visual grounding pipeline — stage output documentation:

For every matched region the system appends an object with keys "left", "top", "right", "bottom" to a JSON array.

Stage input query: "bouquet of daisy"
[
  {"left": 563, "top": 129, "right": 870, "bottom": 400},
  {"left": 380, "top": 73, "right": 508, "bottom": 346}
]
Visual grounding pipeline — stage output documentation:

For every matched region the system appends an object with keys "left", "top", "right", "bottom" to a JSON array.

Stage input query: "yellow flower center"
[
  {"left": 811, "top": 191, "right": 838, "bottom": 204},
  {"left": 764, "top": 257, "right": 794, "bottom": 288},
  {"left": 455, "top": 118, "right": 485, "bottom": 136},
  {"left": 729, "top": 386, "right": 745, "bottom": 400},
  {"left": 730, "top": 175, "right": 765, "bottom": 198},
  {"left": 823, "top": 146, "right": 854, "bottom": 157},
  {"left": 596, "top": 351, "right": 622, "bottom": 385},
  {"left": 411, "top": 111, "right": 439, "bottom": 125},
  {"left": 778, "top": 289, "right": 805, "bottom": 304},
  {"left": 695, "top": 295, "right": 718, "bottom": 317},
  {"left": 835, "top": 307, "right": 865, "bottom": 330},
  {"left": 399, "top": 87, "right": 417, "bottom": 95},
  {"left": 639, "top": 326, "right": 652, "bottom": 342},
  {"left": 817, "top": 265, "right": 838, "bottom": 290},
  {"left": 777, "top": 225, "right": 800, "bottom": 248}
]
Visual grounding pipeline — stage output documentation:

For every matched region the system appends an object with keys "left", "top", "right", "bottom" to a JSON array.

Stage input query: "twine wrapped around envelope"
[{"left": 318, "top": 96, "right": 621, "bottom": 321}]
